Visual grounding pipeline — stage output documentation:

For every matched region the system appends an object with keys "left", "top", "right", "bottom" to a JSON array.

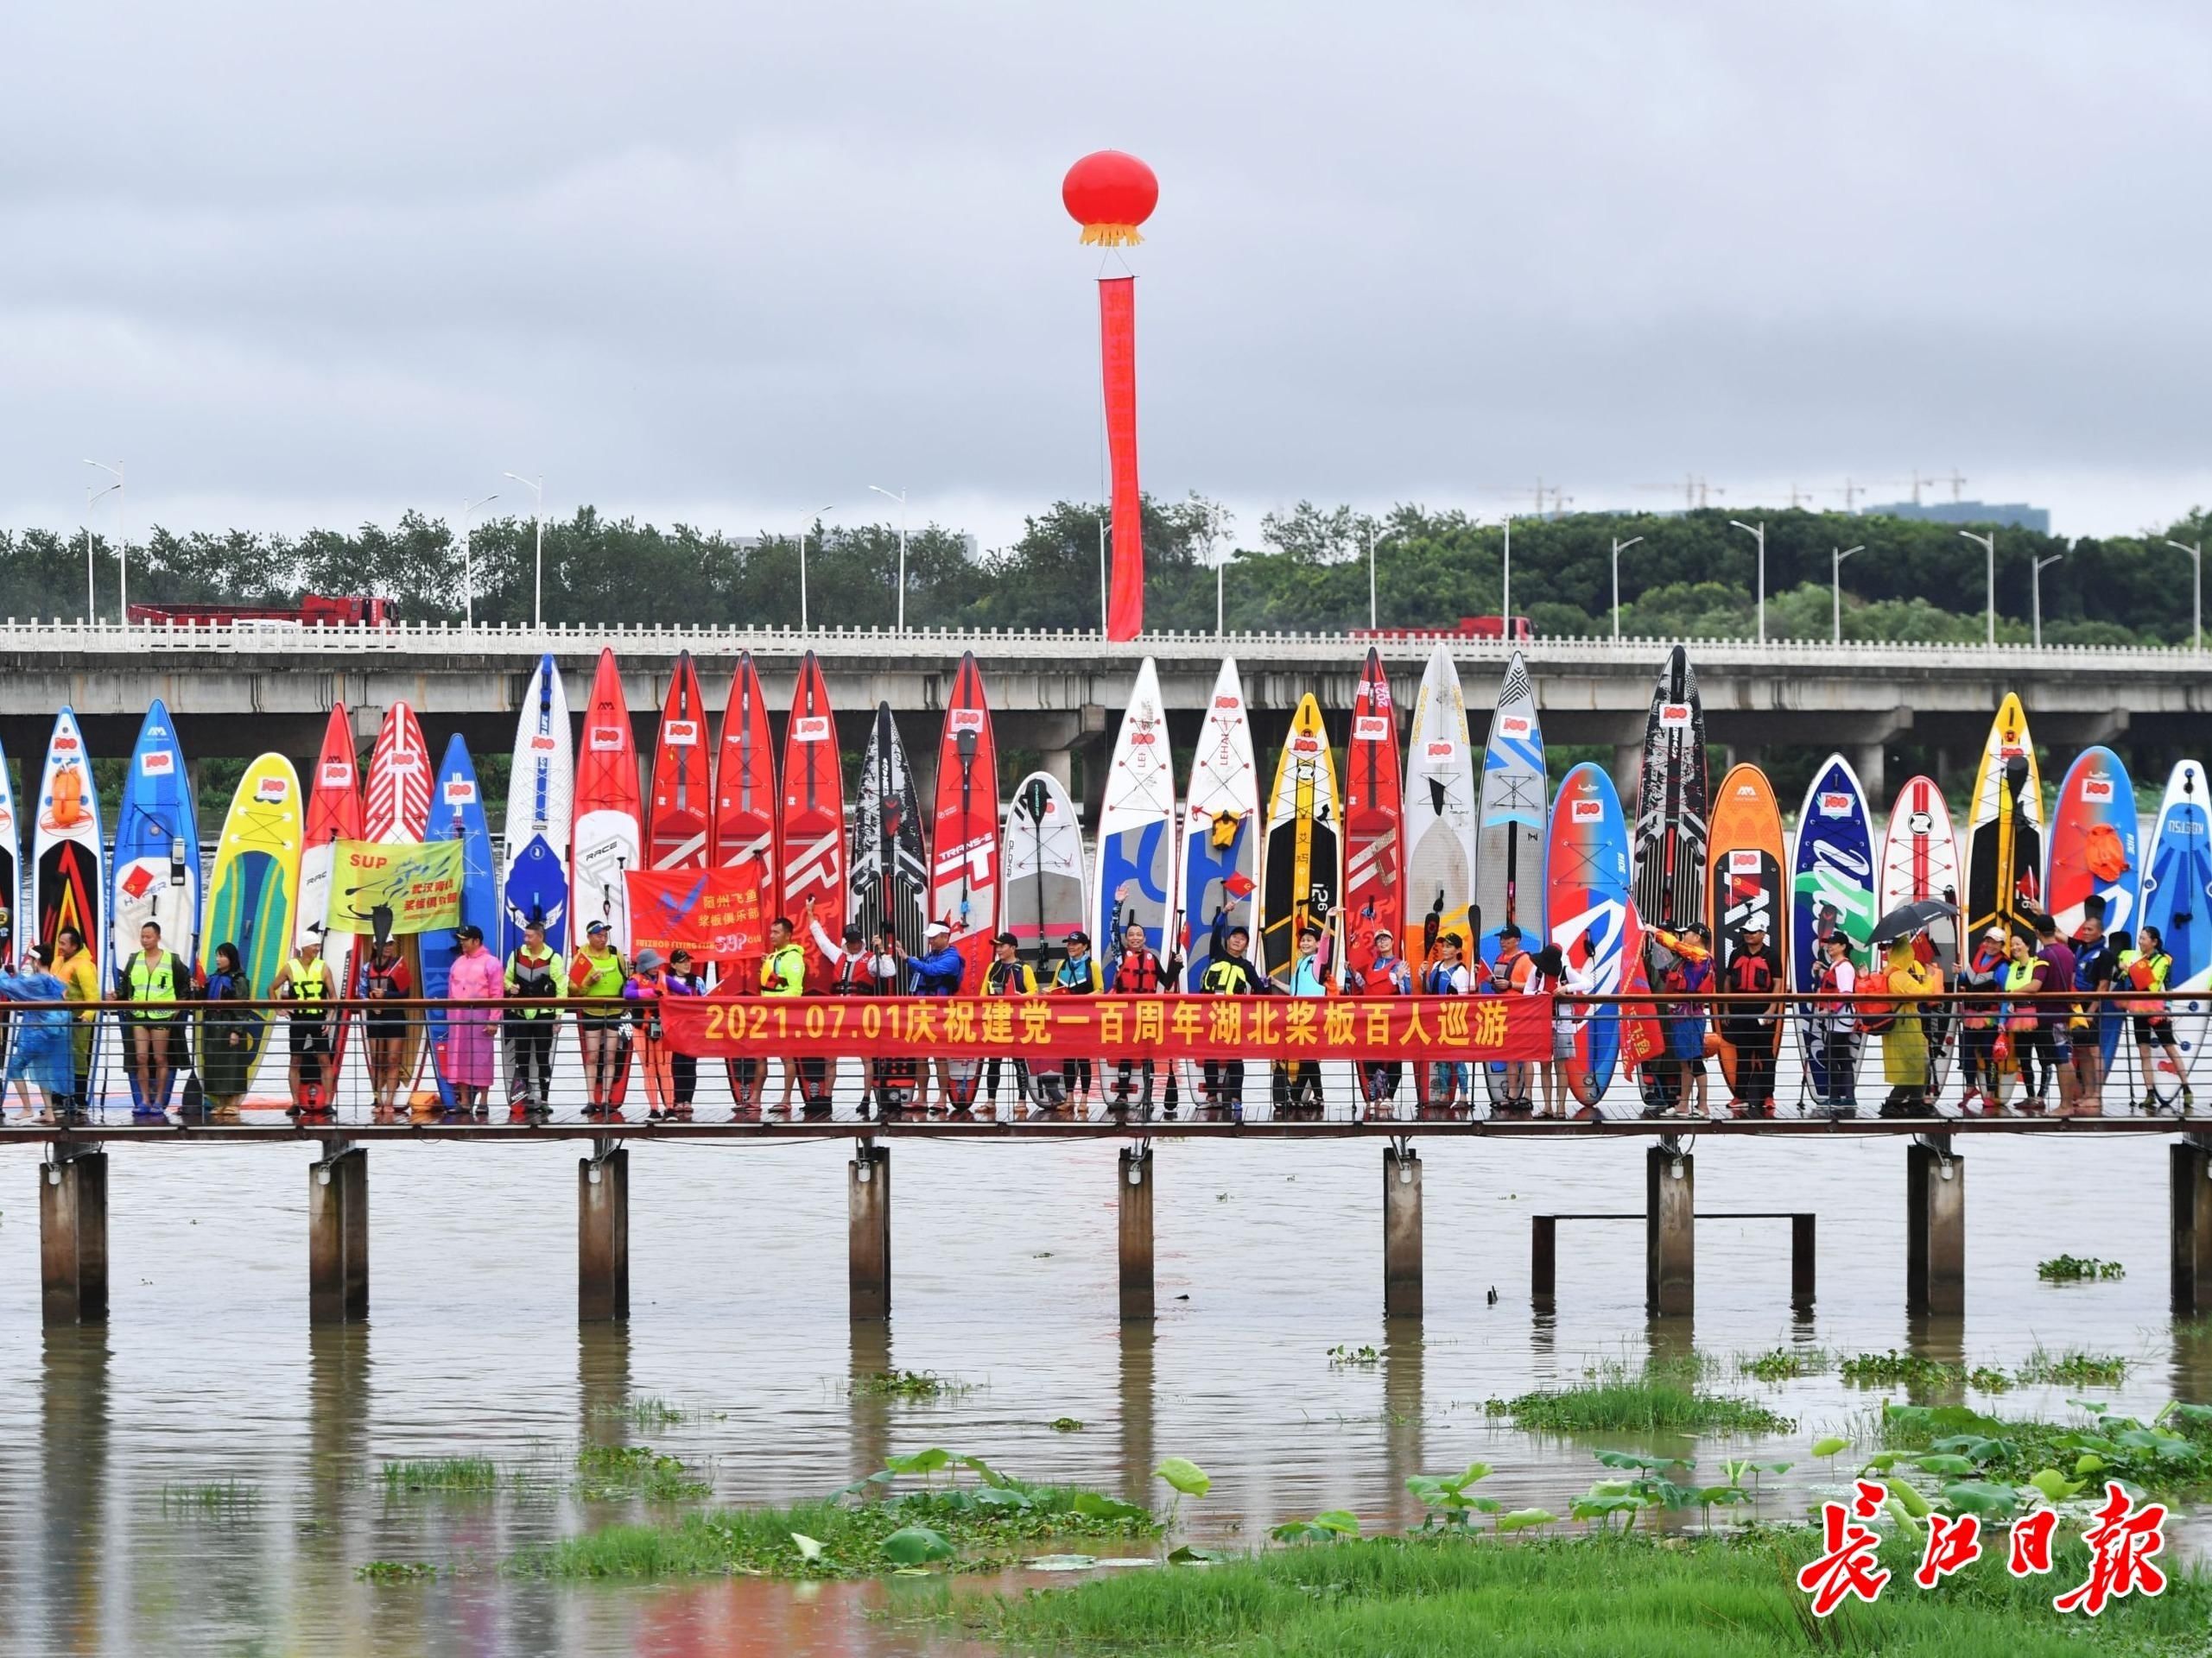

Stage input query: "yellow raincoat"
[{"left": 1881, "top": 942, "right": 1941, "bottom": 1086}]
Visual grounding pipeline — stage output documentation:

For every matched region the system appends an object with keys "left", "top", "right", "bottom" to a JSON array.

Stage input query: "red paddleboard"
[
  {"left": 780, "top": 651, "right": 846, "bottom": 979},
  {"left": 365, "top": 703, "right": 432, "bottom": 1099},
  {"left": 1343, "top": 647, "right": 1404, "bottom": 990},
  {"left": 573, "top": 649, "right": 643, "bottom": 1106},
  {"left": 930, "top": 653, "right": 1000, "bottom": 991},
  {"left": 648, "top": 650, "right": 710, "bottom": 871},
  {"left": 301, "top": 706, "right": 363, "bottom": 1099},
  {"left": 713, "top": 651, "right": 778, "bottom": 1105}
]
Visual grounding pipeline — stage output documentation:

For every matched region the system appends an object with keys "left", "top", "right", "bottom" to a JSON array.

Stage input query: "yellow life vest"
[{"left": 127, "top": 951, "right": 183, "bottom": 1019}]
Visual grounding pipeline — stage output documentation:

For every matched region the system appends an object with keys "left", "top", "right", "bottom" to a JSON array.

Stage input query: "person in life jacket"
[
  {"left": 982, "top": 931, "right": 1038, "bottom": 1111},
  {"left": 1718, "top": 921, "right": 1782, "bottom": 1117},
  {"left": 1811, "top": 930, "right": 1860, "bottom": 1118},
  {"left": 625, "top": 946, "right": 698, "bottom": 1122},
  {"left": 2065, "top": 902, "right": 2115, "bottom": 1117},
  {"left": 120, "top": 920, "right": 187, "bottom": 1116},
  {"left": 52, "top": 927, "right": 99, "bottom": 1117},
  {"left": 1484, "top": 923, "right": 1537, "bottom": 1115},
  {"left": 1637, "top": 925, "right": 1712, "bottom": 1119},
  {"left": 1052, "top": 930, "right": 1104, "bottom": 1111},
  {"left": 894, "top": 919, "right": 967, "bottom": 1112},
  {"left": 1104, "top": 920, "right": 1176, "bottom": 1120},
  {"left": 1525, "top": 942, "right": 1595, "bottom": 1118},
  {"left": 1422, "top": 931, "right": 1474, "bottom": 1115},
  {"left": 1349, "top": 926, "right": 1411, "bottom": 1114},
  {"left": 2121, "top": 923, "right": 2194, "bottom": 1112},
  {"left": 360, "top": 932, "right": 414, "bottom": 1117},
  {"left": 1197, "top": 915, "right": 1265, "bottom": 1118},
  {"left": 1877, "top": 937, "right": 1940, "bottom": 1119},
  {"left": 272, "top": 930, "right": 333, "bottom": 1114},
  {"left": 1268, "top": 914, "right": 1335, "bottom": 1117},
  {"left": 567, "top": 917, "right": 629, "bottom": 1116},
  {"left": 759, "top": 915, "right": 827, "bottom": 1117},
  {"left": 504, "top": 917, "right": 561, "bottom": 1118},
  {"left": 1955, "top": 926, "right": 2009, "bottom": 1114},
  {"left": 808, "top": 899, "right": 901, "bottom": 1117}
]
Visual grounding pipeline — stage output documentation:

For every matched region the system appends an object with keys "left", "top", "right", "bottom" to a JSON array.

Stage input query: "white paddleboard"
[
  {"left": 1004, "top": 771, "right": 1089, "bottom": 966},
  {"left": 1094, "top": 656, "right": 1178, "bottom": 956},
  {"left": 502, "top": 652, "right": 574, "bottom": 954},
  {"left": 1174, "top": 657, "right": 1261, "bottom": 988},
  {"left": 1403, "top": 642, "right": 1477, "bottom": 967}
]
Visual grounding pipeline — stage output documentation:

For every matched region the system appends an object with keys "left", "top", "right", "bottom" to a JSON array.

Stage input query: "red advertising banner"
[
  {"left": 662, "top": 993, "right": 1550, "bottom": 1063},
  {"left": 1099, "top": 275, "right": 1144, "bottom": 642},
  {"left": 625, "top": 865, "right": 765, "bottom": 964}
]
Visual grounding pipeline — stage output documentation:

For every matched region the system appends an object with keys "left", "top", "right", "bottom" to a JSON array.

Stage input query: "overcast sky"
[{"left": 4, "top": 0, "right": 2206, "bottom": 551}]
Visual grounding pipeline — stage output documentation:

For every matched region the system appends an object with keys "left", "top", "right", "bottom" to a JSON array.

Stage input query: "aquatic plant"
[
  {"left": 1328, "top": 1344, "right": 1382, "bottom": 1368},
  {"left": 592, "top": 1395, "right": 715, "bottom": 1429},
  {"left": 2037, "top": 1254, "right": 2125, "bottom": 1283},
  {"left": 1879, "top": 1398, "right": 2212, "bottom": 1499},
  {"left": 380, "top": 1458, "right": 499, "bottom": 1493},
  {"left": 574, "top": 1444, "right": 711, "bottom": 1503},
  {"left": 2014, "top": 1347, "right": 2127, "bottom": 1388},
  {"left": 1483, "top": 1359, "right": 1791, "bottom": 1435},
  {"left": 1735, "top": 1346, "right": 1832, "bottom": 1383},
  {"left": 355, "top": 1560, "right": 436, "bottom": 1584},
  {"left": 850, "top": 1369, "right": 970, "bottom": 1400},
  {"left": 160, "top": 1481, "right": 261, "bottom": 1515}
]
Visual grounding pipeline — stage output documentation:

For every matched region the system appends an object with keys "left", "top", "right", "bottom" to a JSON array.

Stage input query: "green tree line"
[{"left": 6, "top": 498, "right": 2204, "bottom": 644}]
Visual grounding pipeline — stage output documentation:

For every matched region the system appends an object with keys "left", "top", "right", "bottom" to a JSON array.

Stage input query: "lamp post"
[
  {"left": 1959, "top": 529, "right": 1996, "bottom": 646},
  {"left": 798, "top": 504, "right": 835, "bottom": 632},
  {"left": 503, "top": 471, "right": 545, "bottom": 627},
  {"left": 83, "top": 477, "right": 120, "bottom": 626},
  {"left": 1215, "top": 544, "right": 1226, "bottom": 638},
  {"left": 1610, "top": 535, "right": 1644, "bottom": 640},
  {"left": 1831, "top": 544, "right": 1864, "bottom": 643},
  {"left": 1500, "top": 515, "right": 1512, "bottom": 636},
  {"left": 1729, "top": 518, "right": 1766, "bottom": 642},
  {"left": 2032, "top": 552, "right": 2063, "bottom": 649},
  {"left": 2165, "top": 539, "right": 2203, "bottom": 654},
  {"left": 1366, "top": 522, "right": 1398, "bottom": 631},
  {"left": 869, "top": 484, "right": 909, "bottom": 633},
  {"left": 459, "top": 492, "right": 498, "bottom": 630},
  {"left": 82, "top": 460, "right": 124, "bottom": 623}
]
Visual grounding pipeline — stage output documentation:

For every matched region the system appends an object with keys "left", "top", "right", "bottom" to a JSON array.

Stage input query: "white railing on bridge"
[{"left": 1, "top": 618, "right": 2204, "bottom": 675}]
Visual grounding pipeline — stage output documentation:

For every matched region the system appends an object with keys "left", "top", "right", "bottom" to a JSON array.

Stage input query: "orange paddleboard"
[{"left": 1706, "top": 764, "right": 1786, "bottom": 1092}]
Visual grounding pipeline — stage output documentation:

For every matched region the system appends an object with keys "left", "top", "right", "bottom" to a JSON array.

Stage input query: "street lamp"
[
  {"left": 82, "top": 460, "right": 124, "bottom": 623},
  {"left": 798, "top": 504, "right": 835, "bottom": 633},
  {"left": 503, "top": 471, "right": 545, "bottom": 627},
  {"left": 83, "top": 477, "right": 120, "bottom": 626},
  {"left": 460, "top": 492, "right": 498, "bottom": 630},
  {"left": 2032, "top": 552, "right": 2063, "bottom": 649},
  {"left": 1366, "top": 521, "right": 1399, "bottom": 631},
  {"left": 1729, "top": 519, "right": 1766, "bottom": 642},
  {"left": 868, "top": 484, "right": 909, "bottom": 634},
  {"left": 2165, "top": 539, "right": 2203, "bottom": 654},
  {"left": 1500, "top": 515, "right": 1512, "bottom": 635},
  {"left": 1831, "top": 545, "right": 1864, "bottom": 643},
  {"left": 1610, "top": 535, "right": 1644, "bottom": 640},
  {"left": 1959, "top": 529, "right": 1996, "bottom": 647}
]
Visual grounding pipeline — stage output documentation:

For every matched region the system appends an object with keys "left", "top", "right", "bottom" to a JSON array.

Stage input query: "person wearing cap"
[
  {"left": 1718, "top": 919, "right": 1782, "bottom": 1117},
  {"left": 1271, "top": 910, "right": 1335, "bottom": 1117},
  {"left": 1105, "top": 919, "right": 1176, "bottom": 1121},
  {"left": 1955, "top": 925, "right": 2010, "bottom": 1113},
  {"left": 1196, "top": 914, "right": 1265, "bottom": 1119},
  {"left": 273, "top": 929, "right": 333, "bottom": 1115},
  {"left": 983, "top": 931, "right": 1038, "bottom": 1110},
  {"left": 1810, "top": 930, "right": 1860, "bottom": 1118},
  {"left": 1420, "top": 931, "right": 1474, "bottom": 1116},
  {"left": 1052, "top": 930, "right": 1103, "bottom": 1110},
  {"left": 1524, "top": 942, "right": 1594, "bottom": 1118},
  {"left": 443, "top": 923, "right": 505, "bottom": 1116},
  {"left": 504, "top": 917, "right": 561, "bottom": 1119},
  {"left": 624, "top": 943, "right": 700, "bottom": 1120},
  {"left": 761, "top": 916, "right": 827, "bottom": 1117},
  {"left": 361, "top": 932, "right": 414, "bottom": 1117},
  {"left": 1348, "top": 923, "right": 1411, "bottom": 1117},
  {"left": 895, "top": 920, "right": 967, "bottom": 1111},
  {"left": 808, "top": 898, "right": 902, "bottom": 1116},
  {"left": 1483, "top": 922, "right": 1537, "bottom": 1115},
  {"left": 2121, "top": 924, "right": 2194, "bottom": 1111},
  {"left": 568, "top": 918, "right": 630, "bottom": 1117}
]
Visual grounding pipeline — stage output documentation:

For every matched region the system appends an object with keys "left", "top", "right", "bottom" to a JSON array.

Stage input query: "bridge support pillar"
[
  {"left": 1645, "top": 1145, "right": 1693, "bottom": 1317},
  {"left": 1612, "top": 744, "right": 1642, "bottom": 807},
  {"left": 1906, "top": 1137, "right": 1963, "bottom": 1315},
  {"left": 579, "top": 1142, "right": 629, "bottom": 1321},
  {"left": 2171, "top": 1141, "right": 2212, "bottom": 1316},
  {"left": 307, "top": 1144, "right": 368, "bottom": 1323},
  {"left": 850, "top": 1142, "right": 891, "bottom": 1320},
  {"left": 1854, "top": 743, "right": 1887, "bottom": 801},
  {"left": 1041, "top": 748, "right": 1074, "bottom": 791},
  {"left": 1384, "top": 1146, "right": 1422, "bottom": 1318},
  {"left": 1119, "top": 1144, "right": 1154, "bottom": 1321},
  {"left": 41, "top": 1149, "right": 108, "bottom": 1325}
]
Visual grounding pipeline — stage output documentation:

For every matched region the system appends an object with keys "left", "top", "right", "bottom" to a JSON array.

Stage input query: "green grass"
[
  {"left": 974, "top": 1530, "right": 2212, "bottom": 1655},
  {"left": 574, "top": 1444, "right": 712, "bottom": 1503},
  {"left": 160, "top": 1480, "right": 260, "bottom": 1515},
  {"left": 591, "top": 1395, "right": 717, "bottom": 1429},
  {"left": 380, "top": 1458, "right": 499, "bottom": 1493},
  {"left": 1483, "top": 1360, "right": 1792, "bottom": 1436}
]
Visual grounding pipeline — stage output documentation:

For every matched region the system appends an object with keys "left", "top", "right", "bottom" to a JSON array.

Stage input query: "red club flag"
[
  {"left": 1100, "top": 275, "right": 1144, "bottom": 641},
  {"left": 625, "top": 864, "right": 766, "bottom": 965}
]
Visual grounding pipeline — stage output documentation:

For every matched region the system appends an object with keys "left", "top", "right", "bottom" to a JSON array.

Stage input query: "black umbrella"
[{"left": 1872, "top": 899, "right": 1956, "bottom": 945}]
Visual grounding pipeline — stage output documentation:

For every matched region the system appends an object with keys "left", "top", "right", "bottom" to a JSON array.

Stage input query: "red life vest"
[{"left": 1112, "top": 950, "right": 1163, "bottom": 994}]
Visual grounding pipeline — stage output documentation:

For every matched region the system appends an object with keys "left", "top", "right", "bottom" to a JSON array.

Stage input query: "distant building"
[{"left": 1865, "top": 499, "right": 2050, "bottom": 533}]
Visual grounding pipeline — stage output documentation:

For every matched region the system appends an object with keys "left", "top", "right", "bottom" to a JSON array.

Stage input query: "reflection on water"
[{"left": 0, "top": 1134, "right": 2201, "bottom": 1655}]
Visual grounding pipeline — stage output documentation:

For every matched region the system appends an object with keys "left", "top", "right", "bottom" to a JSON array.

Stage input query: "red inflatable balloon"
[{"left": 1062, "top": 150, "right": 1158, "bottom": 247}]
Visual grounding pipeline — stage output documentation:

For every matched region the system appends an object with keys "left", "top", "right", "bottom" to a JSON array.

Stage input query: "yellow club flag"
[{"left": 326, "top": 839, "right": 465, "bottom": 937}]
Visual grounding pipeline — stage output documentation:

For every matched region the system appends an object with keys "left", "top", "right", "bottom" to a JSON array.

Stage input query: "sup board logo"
[
  {"left": 254, "top": 775, "right": 290, "bottom": 805},
  {"left": 444, "top": 778, "right": 478, "bottom": 804},
  {"left": 2082, "top": 776, "right": 2114, "bottom": 802},
  {"left": 529, "top": 734, "right": 557, "bottom": 752},
  {"left": 588, "top": 726, "right": 625, "bottom": 752},
  {"left": 321, "top": 761, "right": 354, "bottom": 786},
  {"left": 662, "top": 720, "right": 700, "bottom": 747},
  {"left": 792, "top": 715, "right": 830, "bottom": 742},
  {"left": 1426, "top": 742, "right": 1455, "bottom": 759},
  {"left": 948, "top": 709, "right": 986, "bottom": 734},
  {"left": 1906, "top": 811, "right": 1934, "bottom": 836},
  {"left": 54, "top": 732, "right": 79, "bottom": 752},
  {"left": 1292, "top": 734, "right": 1321, "bottom": 754},
  {"left": 1214, "top": 693, "right": 1241, "bottom": 711},
  {"left": 1658, "top": 704, "right": 1691, "bottom": 729},
  {"left": 1128, "top": 730, "right": 1157, "bottom": 746},
  {"left": 1817, "top": 792, "right": 1852, "bottom": 818},
  {"left": 141, "top": 750, "right": 175, "bottom": 777},
  {"left": 1353, "top": 715, "right": 1391, "bottom": 740},
  {"left": 1571, "top": 799, "right": 1604, "bottom": 823},
  {"left": 120, "top": 864, "right": 156, "bottom": 902},
  {"left": 1728, "top": 850, "right": 1763, "bottom": 874},
  {"left": 1500, "top": 716, "right": 1531, "bottom": 739}
]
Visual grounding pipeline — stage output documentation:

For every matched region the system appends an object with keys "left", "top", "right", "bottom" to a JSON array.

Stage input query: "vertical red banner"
[{"left": 1099, "top": 275, "right": 1144, "bottom": 641}]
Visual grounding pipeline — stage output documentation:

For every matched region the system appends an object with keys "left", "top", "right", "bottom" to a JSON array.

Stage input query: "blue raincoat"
[{"left": 0, "top": 969, "right": 76, "bottom": 1096}]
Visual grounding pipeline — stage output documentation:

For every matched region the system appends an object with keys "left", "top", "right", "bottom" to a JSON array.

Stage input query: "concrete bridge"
[{"left": 1, "top": 621, "right": 2196, "bottom": 809}]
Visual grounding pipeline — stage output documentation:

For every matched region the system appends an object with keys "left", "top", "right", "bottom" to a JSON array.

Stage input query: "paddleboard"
[
  {"left": 780, "top": 652, "right": 846, "bottom": 971},
  {"left": 1792, "top": 755, "right": 1877, "bottom": 1103},
  {"left": 110, "top": 702, "right": 200, "bottom": 1108},
  {"left": 1875, "top": 774, "right": 1962, "bottom": 1097},
  {"left": 2143, "top": 762, "right": 2212, "bottom": 1105},
  {"left": 1174, "top": 657, "right": 1260, "bottom": 990},
  {"left": 1343, "top": 649, "right": 1404, "bottom": 992},
  {"left": 1546, "top": 762, "right": 1640, "bottom": 1114},
  {"left": 1403, "top": 642, "right": 1477, "bottom": 969},
  {"left": 929, "top": 652, "right": 1000, "bottom": 995},
  {"left": 0, "top": 732, "right": 21, "bottom": 1070},
  {"left": 35, "top": 708, "right": 103, "bottom": 1101},
  {"left": 300, "top": 706, "right": 363, "bottom": 1095},
  {"left": 648, "top": 650, "right": 711, "bottom": 872},
  {"left": 1005, "top": 772, "right": 1088, "bottom": 970},
  {"left": 1633, "top": 645, "right": 1709, "bottom": 952},
  {"left": 852, "top": 703, "right": 929, "bottom": 967},
  {"left": 1259, "top": 694, "right": 1343, "bottom": 984},
  {"left": 365, "top": 702, "right": 434, "bottom": 1093},
  {"left": 421, "top": 735, "right": 498, "bottom": 1108},
  {"left": 1964, "top": 694, "right": 2044, "bottom": 948},
  {"left": 712, "top": 649, "right": 778, "bottom": 950},
  {"left": 573, "top": 649, "right": 643, "bottom": 952},
  {"left": 198, "top": 754, "right": 301, "bottom": 1090},
  {"left": 1474, "top": 651, "right": 1545, "bottom": 969},
  {"left": 500, "top": 653, "right": 572, "bottom": 956},
  {"left": 1094, "top": 656, "right": 1177, "bottom": 956},
  {"left": 2048, "top": 747, "right": 2139, "bottom": 940},
  {"left": 1707, "top": 764, "right": 1786, "bottom": 1092}
]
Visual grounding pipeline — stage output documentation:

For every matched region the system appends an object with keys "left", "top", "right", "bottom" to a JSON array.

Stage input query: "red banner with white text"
[
  {"left": 624, "top": 865, "right": 765, "bottom": 964},
  {"left": 662, "top": 994, "right": 1550, "bottom": 1063},
  {"left": 1100, "top": 275, "right": 1144, "bottom": 642}
]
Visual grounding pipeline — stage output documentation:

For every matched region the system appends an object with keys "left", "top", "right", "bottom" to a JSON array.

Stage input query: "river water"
[{"left": 0, "top": 1129, "right": 2198, "bottom": 1655}]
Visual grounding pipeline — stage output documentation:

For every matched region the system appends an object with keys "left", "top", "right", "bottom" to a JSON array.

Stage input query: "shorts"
[
  {"left": 365, "top": 1007, "right": 407, "bottom": 1036},
  {"left": 290, "top": 1019, "right": 333, "bottom": 1056},
  {"left": 1676, "top": 1056, "right": 1707, "bottom": 1078},
  {"left": 2133, "top": 1014, "right": 2175, "bottom": 1043},
  {"left": 1552, "top": 1029, "right": 1575, "bottom": 1060},
  {"left": 578, "top": 1010, "right": 628, "bottom": 1033}
]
